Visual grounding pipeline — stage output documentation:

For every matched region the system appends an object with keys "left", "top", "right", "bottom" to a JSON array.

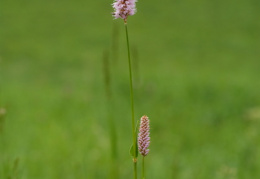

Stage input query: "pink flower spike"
[
  {"left": 138, "top": 115, "right": 150, "bottom": 156},
  {"left": 112, "top": 0, "right": 137, "bottom": 22}
]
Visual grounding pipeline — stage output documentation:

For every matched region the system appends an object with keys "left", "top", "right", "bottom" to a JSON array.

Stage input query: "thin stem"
[
  {"left": 125, "top": 23, "right": 137, "bottom": 179},
  {"left": 134, "top": 161, "right": 137, "bottom": 179},
  {"left": 142, "top": 156, "right": 145, "bottom": 179}
]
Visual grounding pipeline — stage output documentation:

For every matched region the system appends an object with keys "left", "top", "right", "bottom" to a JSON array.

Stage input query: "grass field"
[{"left": 1, "top": 0, "right": 260, "bottom": 178}]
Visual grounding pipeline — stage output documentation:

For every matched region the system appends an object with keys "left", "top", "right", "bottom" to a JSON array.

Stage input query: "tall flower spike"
[
  {"left": 138, "top": 115, "right": 150, "bottom": 156},
  {"left": 112, "top": 0, "right": 137, "bottom": 23}
]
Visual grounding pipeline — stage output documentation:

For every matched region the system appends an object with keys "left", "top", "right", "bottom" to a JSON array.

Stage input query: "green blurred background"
[{"left": 1, "top": 0, "right": 260, "bottom": 178}]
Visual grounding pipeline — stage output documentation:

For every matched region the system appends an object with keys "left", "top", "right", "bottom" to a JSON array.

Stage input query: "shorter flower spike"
[{"left": 138, "top": 115, "right": 150, "bottom": 156}]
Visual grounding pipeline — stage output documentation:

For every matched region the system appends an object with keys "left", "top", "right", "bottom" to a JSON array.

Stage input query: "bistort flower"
[
  {"left": 138, "top": 115, "right": 150, "bottom": 156},
  {"left": 112, "top": 0, "right": 137, "bottom": 22}
]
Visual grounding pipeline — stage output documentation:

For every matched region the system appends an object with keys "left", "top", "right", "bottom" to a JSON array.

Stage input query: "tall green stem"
[
  {"left": 125, "top": 23, "right": 137, "bottom": 179},
  {"left": 142, "top": 156, "right": 145, "bottom": 179}
]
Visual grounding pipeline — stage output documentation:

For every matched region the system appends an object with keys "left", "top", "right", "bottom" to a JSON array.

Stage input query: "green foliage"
[{"left": 1, "top": 0, "right": 260, "bottom": 178}]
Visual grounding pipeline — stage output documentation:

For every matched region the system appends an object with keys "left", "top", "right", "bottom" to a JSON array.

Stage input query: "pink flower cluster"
[
  {"left": 112, "top": 0, "right": 137, "bottom": 22},
  {"left": 138, "top": 115, "right": 150, "bottom": 156}
]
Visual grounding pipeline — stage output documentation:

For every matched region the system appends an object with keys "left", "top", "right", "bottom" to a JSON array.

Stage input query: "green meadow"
[{"left": 1, "top": 0, "right": 260, "bottom": 178}]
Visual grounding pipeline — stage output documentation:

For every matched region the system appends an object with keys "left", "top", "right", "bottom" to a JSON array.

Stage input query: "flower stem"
[
  {"left": 142, "top": 156, "right": 145, "bottom": 179},
  {"left": 125, "top": 22, "right": 137, "bottom": 179}
]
